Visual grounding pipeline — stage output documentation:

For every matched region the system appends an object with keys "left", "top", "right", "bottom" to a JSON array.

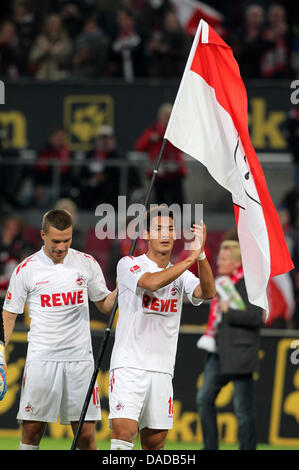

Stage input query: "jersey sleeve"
[
  {"left": 182, "top": 269, "right": 203, "bottom": 306},
  {"left": 86, "top": 256, "right": 111, "bottom": 302},
  {"left": 3, "top": 265, "right": 28, "bottom": 314},
  {"left": 117, "top": 256, "right": 147, "bottom": 294}
]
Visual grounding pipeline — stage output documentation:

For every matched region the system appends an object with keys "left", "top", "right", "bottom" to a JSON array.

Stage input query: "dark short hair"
[
  {"left": 144, "top": 205, "right": 175, "bottom": 232},
  {"left": 42, "top": 209, "right": 73, "bottom": 233}
]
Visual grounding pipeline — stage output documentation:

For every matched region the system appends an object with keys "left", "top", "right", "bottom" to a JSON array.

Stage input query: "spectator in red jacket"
[
  {"left": 135, "top": 102, "right": 187, "bottom": 207},
  {"left": 79, "top": 124, "right": 125, "bottom": 210},
  {"left": 260, "top": 4, "right": 293, "bottom": 79},
  {"left": 35, "top": 127, "right": 72, "bottom": 207}
]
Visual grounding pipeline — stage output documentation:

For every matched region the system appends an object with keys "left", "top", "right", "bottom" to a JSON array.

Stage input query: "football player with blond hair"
[{"left": 2, "top": 209, "right": 117, "bottom": 450}]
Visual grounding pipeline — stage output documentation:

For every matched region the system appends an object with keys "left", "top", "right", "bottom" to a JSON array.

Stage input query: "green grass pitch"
[{"left": 0, "top": 437, "right": 299, "bottom": 450}]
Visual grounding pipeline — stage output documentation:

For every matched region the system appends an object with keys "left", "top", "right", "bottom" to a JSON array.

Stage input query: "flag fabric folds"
[{"left": 165, "top": 19, "right": 294, "bottom": 312}]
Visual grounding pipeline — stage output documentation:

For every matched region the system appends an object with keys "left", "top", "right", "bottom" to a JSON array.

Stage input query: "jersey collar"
[
  {"left": 142, "top": 253, "right": 172, "bottom": 270},
  {"left": 39, "top": 246, "right": 71, "bottom": 265}
]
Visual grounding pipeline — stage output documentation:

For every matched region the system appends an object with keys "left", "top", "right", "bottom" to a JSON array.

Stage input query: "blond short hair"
[
  {"left": 220, "top": 240, "right": 241, "bottom": 263},
  {"left": 157, "top": 103, "right": 173, "bottom": 120}
]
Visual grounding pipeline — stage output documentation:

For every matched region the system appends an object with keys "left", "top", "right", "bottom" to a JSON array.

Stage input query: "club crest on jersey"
[
  {"left": 130, "top": 264, "right": 142, "bottom": 274},
  {"left": 170, "top": 281, "right": 180, "bottom": 296},
  {"left": 76, "top": 273, "right": 87, "bottom": 287}
]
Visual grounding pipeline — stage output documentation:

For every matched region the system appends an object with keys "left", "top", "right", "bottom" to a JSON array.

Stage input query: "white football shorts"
[
  {"left": 108, "top": 367, "right": 174, "bottom": 430},
  {"left": 17, "top": 360, "right": 101, "bottom": 425}
]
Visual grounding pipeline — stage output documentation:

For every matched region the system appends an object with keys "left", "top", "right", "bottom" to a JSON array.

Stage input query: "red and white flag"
[
  {"left": 171, "top": 0, "right": 225, "bottom": 36},
  {"left": 266, "top": 273, "right": 295, "bottom": 325},
  {"left": 165, "top": 20, "right": 294, "bottom": 312}
]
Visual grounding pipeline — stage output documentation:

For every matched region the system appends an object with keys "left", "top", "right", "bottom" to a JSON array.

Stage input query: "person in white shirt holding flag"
[
  {"left": 2, "top": 209, "right": 117, "bottom": 450},
  {"left": 108, "top": 205, "right": 216, "bottom": 450}
]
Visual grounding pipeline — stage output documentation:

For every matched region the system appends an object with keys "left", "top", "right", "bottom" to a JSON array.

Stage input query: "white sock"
[
  {"left": 19, "top": 443, "right": 39, "bottom": 450},
  {"left": 110, "top": 439, "right": 133, "bottom": 450}
]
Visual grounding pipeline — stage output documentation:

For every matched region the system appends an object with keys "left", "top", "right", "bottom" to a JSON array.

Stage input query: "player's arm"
[
  {"left": 138, "top": 222, "right": 216, "bottom": 299},
  {"left": 192, "top": 223, "right": 216, "bottom": 300},
  {"left": 192, "top": 257, "right": 216, "bottom": 300},
  {"left": 138, "top": 222, "right": 204, "bottom": 292},
  {"left": 0, "top": 301, "right": 6, "bottom": 367},
  {"left": 94, "top": 286, "right": 118, "bottom": 314},
  {"left": 2, "top": 310, "right": 17, "bottom": 347},
  {"left": 0, "top": 309, "right": 17, "bottom": 401},
  {"left": 88, "top": 256, "right": 118, "bottom": 314},
  {"left": 0, "top": 308, "right": 7, "bottom": 401},
  {"left": 1, "top": 265, "right": 28, "bottom": 402},
  {"left": 138, "top": 255, "right": 199, "bottom": 292}
]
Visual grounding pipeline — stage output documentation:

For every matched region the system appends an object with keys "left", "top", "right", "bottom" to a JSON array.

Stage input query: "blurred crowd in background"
[{"left": 0, "top": 0, "right": 298, "bottom": 81}]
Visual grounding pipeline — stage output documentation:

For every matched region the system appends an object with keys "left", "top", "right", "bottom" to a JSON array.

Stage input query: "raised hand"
[{"left": 189, "top": 221, "right": 206, "bottom": 260}]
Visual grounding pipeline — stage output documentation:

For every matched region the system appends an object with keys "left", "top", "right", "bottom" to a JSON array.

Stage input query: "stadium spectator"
[
  {"left": 228, "top": 3, "right": 267, "bottom": 79},
  {"left": 0, "top": 2, "right": 10, "bottom": 22},
  {"left": 108, "top": 7, "right": 147, "bottom": 81},
  {"left": 147, "top": 9, "right": 189, "bottom": 78},
  {"left": 28, "top": 13, "right": 72, "bottom": 79},
  {"left": 260, "top": 3, "right": 294, "bottom": 79},
  {"left": 276, "top": 205, "right": 299, "bottom": 328},
  {"left": 79, "top": 125, "right": 124, "bottom": 210},
  {"left": 0, "top": 215, "right": 33, "bottom": 300},
  {"left": 278, "top": 205, "right": 299, "bottom": 262},
  {"left": 72, "top": 15, "right": 108, "bottom": 78},
  {"left": 59, "top": 2, "right": 84, "bottom": 40},
  {"left": 12, "top": 0, "right": 38, "bottom": 75},
  {"left": 0, "top": 20, "right": 23, "bottom": 78},
  {"left": 281, "top": 183, "right": 299, "bottom": 231},
  {"left": 0, "top": 1, "right": 296, "bottom": 80},
  {"left": 284, "top": 106, "right": 299, "bottom": 186},
  {"left": 196, "top": 240, "right": 263, "bottom": 450},
  {"left": 0, "top": 132, "right": 23, "bottom": 212},
  {"left": 137, "top": 0, "right": 174, "bottom": 40},
  {"left": 93, "top": 0, "right": 119, "bottom": 39},
  {"left": 265, "top": 206, "right": 297, "bottom": 329},
  {"left": 55, "top": 0, "right": 96, "bottom": 18},
  {"left": 34, "top": 127, "right": 72, "bottom": 207},
  {"left": 55, "top": 197, "right": 86, "bottom": 251},
  {"left": 135, "top": 102, "right": 187, "bottom": 207}
]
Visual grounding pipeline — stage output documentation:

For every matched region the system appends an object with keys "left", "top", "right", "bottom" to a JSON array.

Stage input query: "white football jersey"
[
  {"left": 4, "top": 247, "right": 110, "bottom": 361},
  {"left": 110, "top": 254, "right": 203, "bottom": 376}
]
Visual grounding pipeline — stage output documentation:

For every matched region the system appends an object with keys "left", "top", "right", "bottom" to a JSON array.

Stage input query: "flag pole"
[{"left": 70, "top": 138, "right": 167, "bottom": 450}]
